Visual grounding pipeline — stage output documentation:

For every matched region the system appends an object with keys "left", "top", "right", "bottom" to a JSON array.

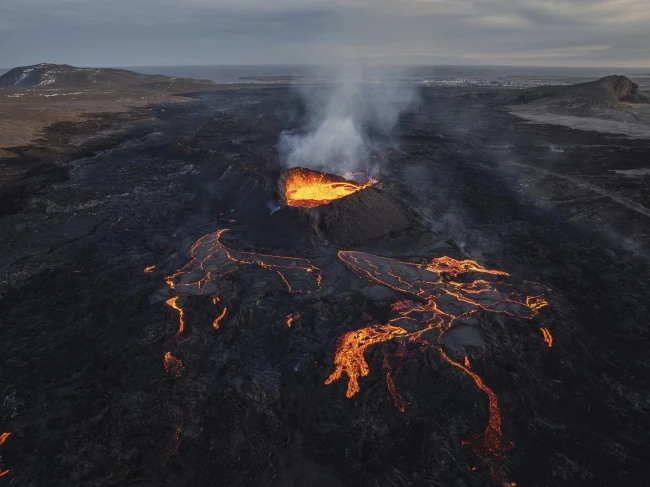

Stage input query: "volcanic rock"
[
  {"left": 440, "top": 325, "right": 485, "bottom": 356},
  {"left": 361, "top": 284, "right": 395, "bottom": 301}
]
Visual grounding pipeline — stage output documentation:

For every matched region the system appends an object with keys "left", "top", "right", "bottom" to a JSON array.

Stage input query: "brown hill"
[{"left": 0, "top": 63, "right": 216, "bottom": 90}]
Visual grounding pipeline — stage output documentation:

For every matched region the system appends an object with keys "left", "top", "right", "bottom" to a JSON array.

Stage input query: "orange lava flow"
[
  {"left": 166, "top": 297, "right": 185, "bottom": 339},
  {"left": 385, "top": 372, "right": 407, "bottom": 412},
  {"left": 165, "top": 229, "right": 322, "bottom": 296},
  {"left": 212, "top": 307, "right": 227, "bottom": 330},
  {"left": 286, "top": 313, "right": 298, "bottom": 328},
  {"left": 144, "top": 265, "right": 156, "bottom": 273},
  {"left": 284, "top": 167, "right": 376, "bottom": 208},
  {"left": 0, "top": 432, "right": 10, "bottom": 477},
  {"left": 325, "top": 324, "right": 408, "bottom": 398},
  {"left": 326, "top": 251, "right": 549, "bottom": 485},
  {"left": 149, "top": 229, "right": 324, "bottom": 468},
  {"left": 540, "top": 327, "right": 553, "bottom": 347},
  {"left": 426, "top": 256, "right": 510, "bottom": 278},
  {"left": 164, "top": 351, "right": 184, "bottom": 378},
  {"left": 441, "top": 349, "right": 513, "bottom": 483}
]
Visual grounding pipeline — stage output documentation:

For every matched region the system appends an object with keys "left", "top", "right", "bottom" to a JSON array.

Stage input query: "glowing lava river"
[
  {"left": 328, "top": 251, "right": 547, "bottom": 485},
  {"left": 157, "top": 228, "right": 548, "bottom": 486}
]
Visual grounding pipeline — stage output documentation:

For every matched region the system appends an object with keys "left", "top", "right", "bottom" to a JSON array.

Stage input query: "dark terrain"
[
  {"left": 1, "top": 83, "right": 650, "bottom": 487},
  {"left": 512, "top": 74, "right": 649, "bottom": 107}
]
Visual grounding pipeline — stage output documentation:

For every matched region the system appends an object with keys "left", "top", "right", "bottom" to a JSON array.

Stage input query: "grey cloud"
[{"left": 0, "top": 0, "right": 648, "bottom": 67}]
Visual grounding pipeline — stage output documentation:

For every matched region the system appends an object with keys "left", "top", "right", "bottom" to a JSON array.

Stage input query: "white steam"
[
  {"left": 279, "top": 66, "right": 417, "bottom": 177},
  {"left": 282, "top": 117, "right": 364, "bottom": 175}
]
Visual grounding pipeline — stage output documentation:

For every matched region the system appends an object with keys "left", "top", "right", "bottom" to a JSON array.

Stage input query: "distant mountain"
[
  {"left": 0, "top": 63, "right": 217, "bottom": 90},
  {"left": 515, "top": 75, "right": 649, "bottom": 108}
]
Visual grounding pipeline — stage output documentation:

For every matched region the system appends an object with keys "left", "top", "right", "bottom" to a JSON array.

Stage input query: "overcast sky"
[{"left": 1, "top": 0, "right": 649, "bottom": 68}]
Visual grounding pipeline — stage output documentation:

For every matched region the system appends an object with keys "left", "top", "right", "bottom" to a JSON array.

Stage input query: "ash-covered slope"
[
  {"left": 0, "top": 63, "right": 216, "bottom": 90},
  {"left": 514, "top": 75, "right": 649, "bottom": 110}
]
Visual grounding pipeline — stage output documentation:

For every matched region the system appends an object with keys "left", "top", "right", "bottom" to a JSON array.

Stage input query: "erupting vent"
[{"left": 284, "top": 167, "right": 376, "bottom": 208}]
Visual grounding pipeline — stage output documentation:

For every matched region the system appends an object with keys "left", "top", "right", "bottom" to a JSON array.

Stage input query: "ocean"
[
  {"left": 2, "top": 65, "right": 648, "bottom": 88},
  {"left": 117, "top": 65, "right": 650, "bottom": 89}
]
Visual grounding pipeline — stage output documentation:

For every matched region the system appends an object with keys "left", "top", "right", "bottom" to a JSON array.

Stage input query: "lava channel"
[
  {"left": 284, "top": 167, "right": 377, "bottom": 208},
  {"left": 326, "top": 251, "right": 549, "bottom": 485},
  {"left": 0, "top": 432, "right": 10, "bottom": 478},
  {"left": 165, "top": 228, "right": 322, "bottom": 300},
  {"left": 161, "top": 227, "right": 321, "bottom": 341}
]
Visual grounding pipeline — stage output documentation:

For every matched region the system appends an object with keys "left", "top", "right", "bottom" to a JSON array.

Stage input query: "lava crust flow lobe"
[{"left": 327, "top": 250, "right": 548, "bottom": 485}]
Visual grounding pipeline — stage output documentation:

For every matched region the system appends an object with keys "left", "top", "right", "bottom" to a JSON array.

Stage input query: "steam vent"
[{"left": 208, "top": 164, "right": 411, "bottom": 249}]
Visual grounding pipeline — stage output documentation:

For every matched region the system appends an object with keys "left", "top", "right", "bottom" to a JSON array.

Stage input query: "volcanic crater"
[{"left": 205, "top": 163, "right": 412, "bottom": 249}]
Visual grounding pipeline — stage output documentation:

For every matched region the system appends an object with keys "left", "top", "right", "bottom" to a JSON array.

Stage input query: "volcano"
[{"left": 206, "top": 164, "right": 411, "bottom": 249}]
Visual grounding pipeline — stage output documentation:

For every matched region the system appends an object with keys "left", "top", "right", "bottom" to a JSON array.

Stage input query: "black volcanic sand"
[{"left": 1, "top": 87, "right": 650, "bottom": 487}]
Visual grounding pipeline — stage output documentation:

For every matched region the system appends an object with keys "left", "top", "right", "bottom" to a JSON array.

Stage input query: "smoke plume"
[{"left": 279, "top": 65, "right": 417, "bottom": 177}]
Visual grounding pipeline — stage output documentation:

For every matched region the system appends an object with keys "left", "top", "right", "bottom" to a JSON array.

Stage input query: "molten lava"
[
  {"left": 0, "top": 432, "right": 11, "bottom": 478},
  {"left": 284, "top": 167, "right": 376, "bottom": 208},
  {"left": 166, "top": 297, "right": 185, "bottom": 339},
  {"left": 164, "top": 351, "right": 184, "bottom": 378},
  {"left": 325, "top": 324, "right": 408, "bottom": 398},
  {"left": 326, "top": 251, "right": 549, "bottom": 485},
  {"left": 441, "top": 349, "right": 514, "bottom": 483},
  {"left": 212, "top": 307, "right": 227, "bottom": 330},
  {"left": 286, "top": 313, "right": 298, "bottom": 328},
  {"left": 147, "top": 225, "right": 550, "bottom": 486},
  {"left": 144, "top": 265, "right": 155, "bottom": 273},
  {"left": 385, "top": 371, "right": 407, "bottom": 412},
  {"left": 165, "top": 228, "right": 322, "bottom": 297},
  {"left": 540, "top": 327, "right": 553, "bottom": 347}
]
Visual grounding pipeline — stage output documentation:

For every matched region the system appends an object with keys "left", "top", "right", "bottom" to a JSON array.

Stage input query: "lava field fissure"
[{"left": 155, "top": 220, "right": 548, "bottom": 486}]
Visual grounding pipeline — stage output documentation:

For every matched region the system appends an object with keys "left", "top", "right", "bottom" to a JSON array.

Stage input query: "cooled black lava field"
[{"left": 1, "top": 86, "right": 650, "bottom": 487}]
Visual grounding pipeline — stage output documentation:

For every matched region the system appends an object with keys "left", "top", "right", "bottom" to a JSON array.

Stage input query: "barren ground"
[{"left": 1, "top": 86, "right": 649, "bottom": 487}]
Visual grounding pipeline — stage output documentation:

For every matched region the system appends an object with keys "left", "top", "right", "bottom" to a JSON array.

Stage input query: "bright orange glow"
[
  {"left": 441, "top": 349, "right": 513, "bottom": 483},
  {"left": 0, "top": 431, "right": 10, "bottom": 477},
  {"left": 212, "top": 307, "right": 227, "bottom": 330},
  {"left": 426, "top": 256, "right": 509, "bottom": 278},
  {"left": 385, "top": 372, "right": 407, "bottom": 412},
  {"left": 527, "top": 296, "right": 548, "bottom": 310},
  {"left": 540, "top": 327, "right": 553, "bottom": 347},
  {"left": 325, "top": 324, "right": 408, "bottom": 398},
  {"left": 150, "top": 228, "right": 324, "bottom": 476},
  {"left": 166, "top": 297, "right": 185, "bottom": 339},
  {"left": 326, "top": 250, "right": 549, "bottom": 485},
  {"left": 144, "top": 265, "right": 155, "bottom": 273},
  {"left": 164, "top": 351, "right": 184, "bottom": 378},
  {"left": 286, "top": 313, "right": 298, "bottom": 328},
  {"left": 145, "top": 223, "right": 549, "bottom": 487},
  {"left": 165, "top": 229, "right": 322, "bottom": 296},
  {"left": 284, "top": 167, "right": 376, "bottom": 208}
]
